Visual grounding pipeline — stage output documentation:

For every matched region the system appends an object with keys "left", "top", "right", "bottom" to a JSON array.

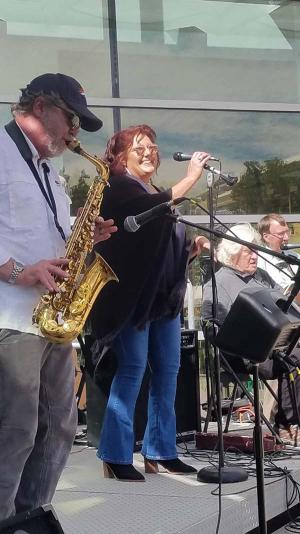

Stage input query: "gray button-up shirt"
[{"left": 202, "top": 266, "right": 279, "bottom": 325}]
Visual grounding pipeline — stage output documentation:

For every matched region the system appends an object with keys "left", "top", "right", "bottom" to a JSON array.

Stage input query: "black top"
[{"left": 89, "top": 172, "right": 191, "bottom": 347}]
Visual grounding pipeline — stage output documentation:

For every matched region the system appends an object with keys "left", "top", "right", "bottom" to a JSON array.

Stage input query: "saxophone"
[{"left": 32, "top": 139, "right": 118, "bottom": 344}]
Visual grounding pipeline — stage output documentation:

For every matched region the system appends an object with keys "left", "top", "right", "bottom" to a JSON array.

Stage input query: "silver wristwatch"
[{"left": 7, "top": 259, "right": 25, "bottom": 284}]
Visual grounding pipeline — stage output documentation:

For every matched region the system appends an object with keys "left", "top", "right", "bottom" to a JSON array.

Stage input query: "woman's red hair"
[{"left": 104, "top": 124, "right": 160, "bottom": 175}]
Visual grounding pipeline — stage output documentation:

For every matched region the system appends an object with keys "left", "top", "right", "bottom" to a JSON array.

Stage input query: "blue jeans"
[{"left": 97, "top": 315, "right": 181, "bottom": 464}]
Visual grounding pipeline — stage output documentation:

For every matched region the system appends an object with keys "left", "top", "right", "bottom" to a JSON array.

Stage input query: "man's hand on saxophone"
[
  {"left": 19, "top": 259, "right": 71, "bottom": 292},
  {"left": 0, "top": 257, "right": 70, "bottom": 292}
]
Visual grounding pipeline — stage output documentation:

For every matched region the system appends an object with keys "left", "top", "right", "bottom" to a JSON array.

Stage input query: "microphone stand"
[
  {"left": 195, "top": 172, "right": 248, "bottom": 484},
  {"left": 167, "top": 211, "right": 300, "bottom": 534},
  {"left": 171, "top": 217, "right": 300, "bottom": 270}
]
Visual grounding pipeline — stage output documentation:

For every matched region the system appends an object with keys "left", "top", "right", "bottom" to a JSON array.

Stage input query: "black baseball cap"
[{"left": 23, "top": 73, "right": 103, "bottom": 132}]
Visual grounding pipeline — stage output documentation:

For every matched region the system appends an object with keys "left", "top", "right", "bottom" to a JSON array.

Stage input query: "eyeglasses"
[
  {"left": 131, "top": 145, "right": 159, "bottom": 157},
  {"left": 268, "top": 230, "right": 291, "bottom": 239},
  {"left": 54, "top": 104, "right": 81, "bottom": 130}
]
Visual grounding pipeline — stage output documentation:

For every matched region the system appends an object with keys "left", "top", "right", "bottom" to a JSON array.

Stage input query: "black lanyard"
[{"left": 5, "top": 120, "right": 66, "bottom": 242}]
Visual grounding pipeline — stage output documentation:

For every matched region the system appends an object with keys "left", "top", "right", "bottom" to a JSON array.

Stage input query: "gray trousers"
[{"left": 0, "top": 329, "right": 77, "bottom": 520}]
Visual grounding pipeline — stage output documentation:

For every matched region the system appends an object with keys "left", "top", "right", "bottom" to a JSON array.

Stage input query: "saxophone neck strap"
[{"left": 5, "top": 120, "right": 66, "bottom": 242}]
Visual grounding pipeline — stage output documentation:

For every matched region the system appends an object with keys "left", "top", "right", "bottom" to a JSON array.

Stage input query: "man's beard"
[
  {"left": 40, "top": 112, "right": 67, "bottom": 157},
  {"left": 45, "top": 138, "right": 66, "bottom": 157}
]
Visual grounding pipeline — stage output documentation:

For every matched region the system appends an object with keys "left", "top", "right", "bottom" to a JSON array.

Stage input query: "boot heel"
[
  {"left": 144, "top": 458, "right": 158, "bottom": 474},
  {"left": 102, "top": 462, "right": 145, "bottom": 481},
  {"left": 103, "top": 462, "right": 114, "bottom": 478}
]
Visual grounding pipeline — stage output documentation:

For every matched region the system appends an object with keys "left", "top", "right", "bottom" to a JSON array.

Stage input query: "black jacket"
[{"left": 89, "top": 172, "right": 190, "bottom": 346}]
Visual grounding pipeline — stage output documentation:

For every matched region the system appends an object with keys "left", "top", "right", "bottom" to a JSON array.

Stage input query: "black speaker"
[
  {"left": 215, "top": 287, "right": 300, "bottom": 363},
  {"left": 85, "top": 330, "right": 200, "bottom": 448},
  {"left": 0, "top": 505, "right": 64, "bottom": 533}
]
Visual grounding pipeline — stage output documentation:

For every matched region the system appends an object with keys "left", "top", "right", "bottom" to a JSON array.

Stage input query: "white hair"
[{"left": 217, "top": 223, "right": 261, "bottom": 267}]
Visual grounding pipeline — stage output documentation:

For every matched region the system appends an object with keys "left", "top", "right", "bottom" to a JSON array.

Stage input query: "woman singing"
[{"left": 90, "top": 124, "right": 211, "bottom": 481}]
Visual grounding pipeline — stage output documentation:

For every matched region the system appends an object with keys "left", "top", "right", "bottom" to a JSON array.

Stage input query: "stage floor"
[{"left": 52, "top": 425, "right": 300, "bottom": 534}]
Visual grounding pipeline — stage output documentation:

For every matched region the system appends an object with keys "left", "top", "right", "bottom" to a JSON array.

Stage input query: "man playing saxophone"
[{"left": 0, "top": 73, "right": 117, "bottom": 521}]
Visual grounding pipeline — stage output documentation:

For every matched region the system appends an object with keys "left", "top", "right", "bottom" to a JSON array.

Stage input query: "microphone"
[
  {"left": 173, "top": 152, "right": 238, "bottom": 187},
  {"left": 173, "top": 152, "right": 219, "bottom": 162},
  {"left": 281, "top": 244, "right": 300, "bottom": 250},
  {"left": 124, "top": 197, "right": 186, "bottom": 233}
]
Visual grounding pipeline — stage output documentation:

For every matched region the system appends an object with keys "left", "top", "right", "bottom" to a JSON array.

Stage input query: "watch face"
[
  {"left": 15, "top": 262, "right": 24, "bottom": 272},
  {"left": 8, "top": 260, "right": 24, "bottom": 284}
]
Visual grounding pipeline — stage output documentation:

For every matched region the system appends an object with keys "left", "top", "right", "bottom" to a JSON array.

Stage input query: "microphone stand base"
[{"left": 197, "top": 465, "right": 248, "bottom": 484}]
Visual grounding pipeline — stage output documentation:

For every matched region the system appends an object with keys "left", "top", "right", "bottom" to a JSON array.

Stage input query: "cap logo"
[{"left": 79, "top": 86, "right": 85, "bottom": 96}]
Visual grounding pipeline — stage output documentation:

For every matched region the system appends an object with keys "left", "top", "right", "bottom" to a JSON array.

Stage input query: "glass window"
[
  {"left": 0, "top": 0, "right": 111, "bottom": 98},
  {"left": 120, "top": 107, "right": 300, "bottom": 214},
  {"left": 116, "top": 0, "right": 300, "bottom": 103}
]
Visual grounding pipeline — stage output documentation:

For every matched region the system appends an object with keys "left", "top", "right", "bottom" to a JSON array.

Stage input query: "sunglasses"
[{"left": 54, "top": 104, "right": 81, "bottom": 129}]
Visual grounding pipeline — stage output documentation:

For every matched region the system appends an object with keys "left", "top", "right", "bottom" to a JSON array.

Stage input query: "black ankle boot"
[
  {"left": 103, "top": 462, "right": 145, "bottom": 481},
  {"left": 146, "top": 458, "right": 197, "bottom": 474}
]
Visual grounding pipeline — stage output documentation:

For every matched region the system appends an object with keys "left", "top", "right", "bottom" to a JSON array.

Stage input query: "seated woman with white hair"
[{"left": 201, "top": 223, "right": 300, "bottom": 446}]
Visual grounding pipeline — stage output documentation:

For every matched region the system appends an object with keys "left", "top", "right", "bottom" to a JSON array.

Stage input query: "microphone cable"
[{"left": 176, "top": 431, "right": 300, "bottom": 533}]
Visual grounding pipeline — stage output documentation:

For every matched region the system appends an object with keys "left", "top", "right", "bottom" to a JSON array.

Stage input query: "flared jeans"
[{"left": 97, "top": 315, "right": 181, "bottom": 463}]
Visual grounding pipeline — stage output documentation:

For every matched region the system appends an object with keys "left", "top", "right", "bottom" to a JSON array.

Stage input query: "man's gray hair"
[
  {"left": 11, "top": 90, "right": 65, "bottom": 116},
  {"left": 217, "top": 223, "right": 261, "bottom": 267}
]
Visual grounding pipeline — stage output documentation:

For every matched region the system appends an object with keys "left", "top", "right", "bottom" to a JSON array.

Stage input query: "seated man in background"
[
  {"left": 257, "top": 213, "right": 297, "bottom": 292},
  {"left": 257, "top": 214, "right": 300, "bottom": 421},
  {"left": 201, "top": 223, "right": 300, "bottom": 446}
]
